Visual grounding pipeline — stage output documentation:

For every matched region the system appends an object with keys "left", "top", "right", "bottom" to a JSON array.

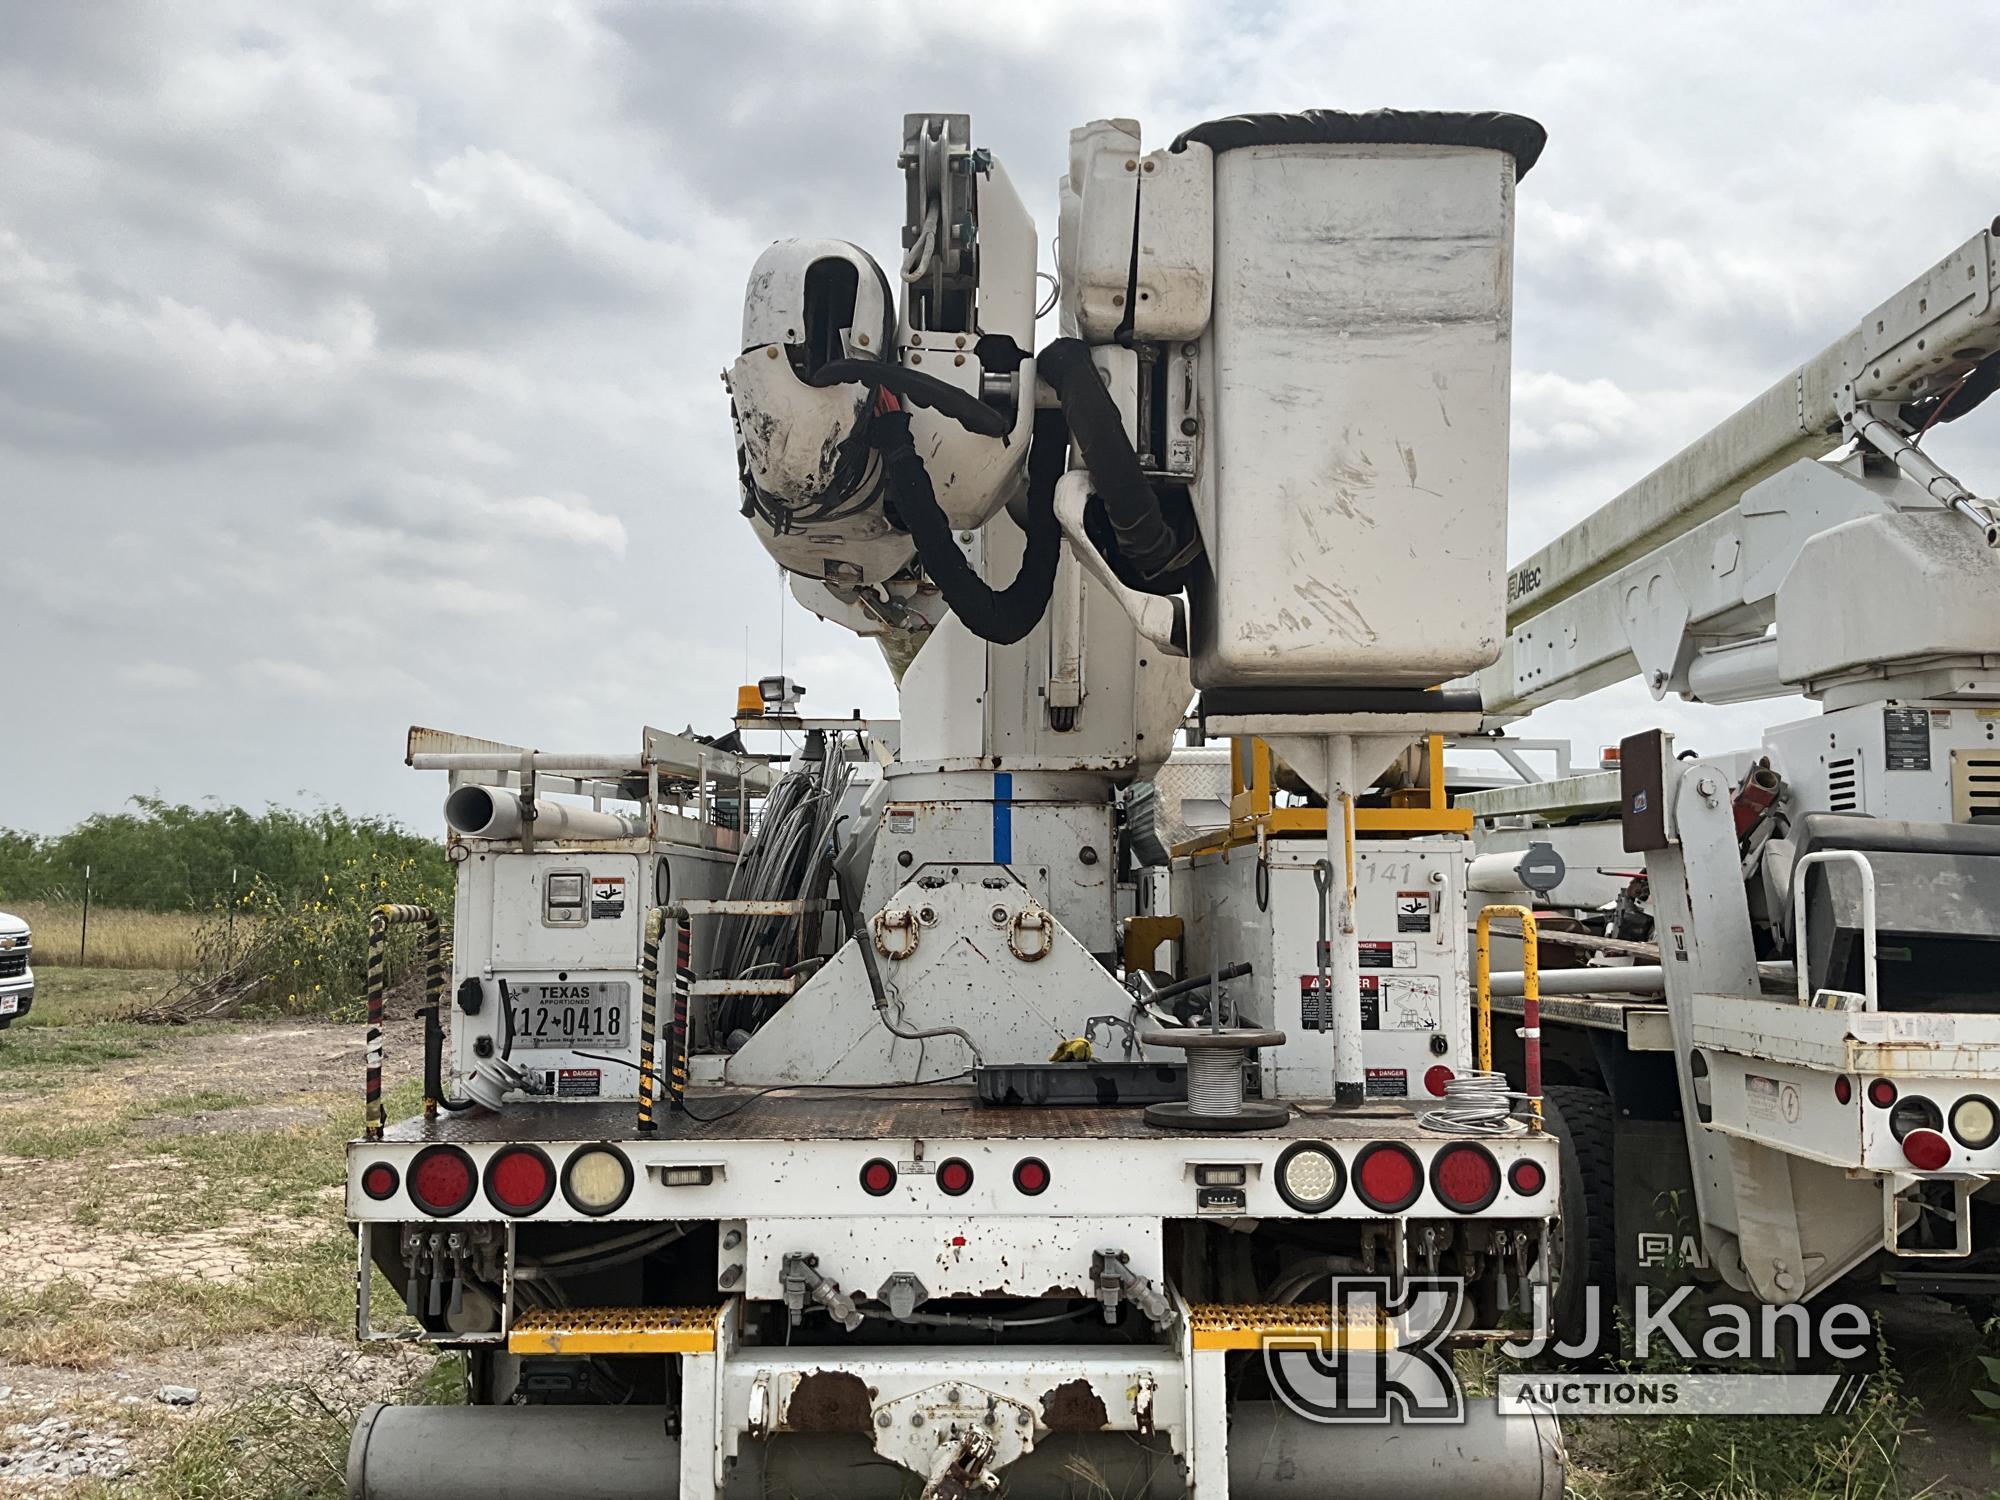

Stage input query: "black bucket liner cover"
[{"left": 1171, "top": 109, "right": 1547, "bottom": 178}]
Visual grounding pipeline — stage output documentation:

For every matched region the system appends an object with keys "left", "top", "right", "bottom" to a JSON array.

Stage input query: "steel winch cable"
[
  {"left": 1183, "top": 1046, "right": 1249, "bottom": 1117},
  {"left": 1420, "top": 1069, "right": 1528, "bottom": 1137}
]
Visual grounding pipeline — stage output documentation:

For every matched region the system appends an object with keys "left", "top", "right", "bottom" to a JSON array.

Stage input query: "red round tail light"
[
  {"left": 484, "top": 1145, "right": 556, "bottom": 1216},
  {"left": 1902, "top": 1128, "right": 1952, "bottom": 1173},
  {"left": 1013, "top": 1158, "right": 1050, "bottom": 1196},
  {"left": 1833, "top": 1075, "right": 1852, "bottom": 1105},
  {"left": 937, "top": 1158, "right": 974, "bottom": 1196},
  {"left": 1423, "top": 1066, "right": 1455, "bottom": 1098},
  {"left": 1431, "top": 1143, "right": 1501, "bottom": 1213},
  {"left": 1353, "top": 1143, "right": 1422, "bottom": 1213},
  {"left": 1506, "top": 1158, "right": 1546, "bottom": 1197},
  {"left": 408, "top": 1145, "right": 477, "bottom": 1217},
  {"left": 360, "top": 1163, "right": 399, "bottom": 1202},
  {"left": 1867, "top": 1078, "right": 1898, "bottom": 1108},
  {"left": 859, "top": 1158, "right": 898, "bottom": 1197}
]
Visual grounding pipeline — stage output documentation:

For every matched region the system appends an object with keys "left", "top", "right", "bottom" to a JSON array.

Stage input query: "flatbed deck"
[{"left": 379, "top": 1089, "right": 1451, "bottom": 1145}]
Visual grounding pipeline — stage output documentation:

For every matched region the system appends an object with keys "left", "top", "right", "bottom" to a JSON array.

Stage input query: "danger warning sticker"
[
  {"left": 1301, "top": 974, "right": 1380, "bottom": 1031},
  {"left": 591, "top": 876, "right": 626, "bottom": 920},
  {"left": 1357, "top": 940, "right": 1418, "bottom": 970},
  {"left": 553, "top": 1068, "right": 601, "bottom": 1098},
  {"left": 1365, "top": 1068, "right": 1408, "bottom": 1098},
  {"left": 1396, "top": 891, "right": 1433, "bottom": 933}
]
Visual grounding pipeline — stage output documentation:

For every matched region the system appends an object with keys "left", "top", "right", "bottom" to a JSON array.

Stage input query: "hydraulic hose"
[
  {"left": 423, "top": 1009, "right": 477, "bottom": 1113},
  {"left": 1036, "top": 338, "right": 1194, "bottom": 587},
  {"left": 831, "top": 820, "right": 984, "bottom": 1069},
  {"left": 1145, "top": 961, "right": 1252, "bottom": 1006},
  {"left": 808, "top": 359, "right": 1010, "bottom": 438},
  {"left": 868, "top": 404, "right": 1067, "bottom": 645}
]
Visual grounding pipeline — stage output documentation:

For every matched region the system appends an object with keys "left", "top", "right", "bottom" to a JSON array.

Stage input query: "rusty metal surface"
[
  {"left": 378, "top": 1091, "right": 1435, "bottom": 1145},
  {"left": 783, "top": 1370, "right": 873, "bottom": 1434},
  {"left": 1039, "top": 1378, "right": 1110, "bottom": 1432}
]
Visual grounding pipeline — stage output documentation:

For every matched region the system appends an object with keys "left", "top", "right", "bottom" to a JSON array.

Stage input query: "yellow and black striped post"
[
  {"left": 366, "top": 903, "right": 439, "bottom": 1142},
  {"left": 636, "top": 907, "right": 664, "bottom": 1132},
  {"left": 669, "top": 911, "right": 693, "bottom": 1112},
  {"left": 421, "top": 925, "right": 448, "bottom": 1121}
]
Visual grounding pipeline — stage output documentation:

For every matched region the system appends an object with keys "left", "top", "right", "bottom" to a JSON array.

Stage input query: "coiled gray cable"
[{"left": 1420, "top": 1069, "right": 1528, "bottom": 1137}]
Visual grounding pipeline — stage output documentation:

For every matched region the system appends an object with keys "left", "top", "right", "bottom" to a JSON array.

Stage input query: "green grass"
[
  {"left": 11, "top": 965, "right": 180, "bottom": 1024},
  {"left": 0, "top": 1113, "right": 133, "bottom": 1159},
  {"left": 0, "top": 1020, "right": 160, "bottom": 1078},
  {"left": 72, "top": 1352, "right": 465, "bottom": 1500},
  {"left": 125, "top": 1087, "right": 413, "bottom": 1231},
  {"left": 148, "top": 1088, "right": 265, "bottom": 1116}
]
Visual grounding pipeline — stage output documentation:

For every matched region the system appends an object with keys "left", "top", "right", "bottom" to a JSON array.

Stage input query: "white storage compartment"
[{"left": 1191, "top": 120, "right": 1529, "bottom": 691}]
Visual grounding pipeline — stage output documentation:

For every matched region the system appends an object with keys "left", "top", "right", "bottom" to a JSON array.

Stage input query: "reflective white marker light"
[
  {"left": 562, "top": 1144, "right": 635, "bottom": 1216},
  {"left": 1274, "top": 1142, "right": 1345, "bottom": 1213}
]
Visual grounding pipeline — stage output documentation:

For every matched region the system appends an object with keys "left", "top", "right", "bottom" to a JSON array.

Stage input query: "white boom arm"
[{"left": 1481, "top": 224, "right": 2000, "bottom": 719}]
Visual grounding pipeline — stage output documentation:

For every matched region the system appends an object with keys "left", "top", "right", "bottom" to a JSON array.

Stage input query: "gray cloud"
[{"left": 5, "top": 2, "right": 1999, "bottom": 834}]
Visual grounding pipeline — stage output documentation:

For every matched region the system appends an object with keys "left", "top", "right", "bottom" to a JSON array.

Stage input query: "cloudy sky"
[{"left": 6, "top": 2, "right": 1999, "bottom": 834}]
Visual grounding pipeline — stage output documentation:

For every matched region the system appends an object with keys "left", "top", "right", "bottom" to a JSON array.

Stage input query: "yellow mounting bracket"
[{"left": 1176, "top": 735, "right": 1471, "bottom": 858}]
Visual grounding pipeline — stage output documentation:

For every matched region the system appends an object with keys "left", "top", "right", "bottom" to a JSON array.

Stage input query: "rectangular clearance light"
[
  {"left": 1194, "top": 1165, "right": 1248, "bottom": 1187},
  {"left": 657, "top": 1165, "right": 718, "bottom": 1187}
]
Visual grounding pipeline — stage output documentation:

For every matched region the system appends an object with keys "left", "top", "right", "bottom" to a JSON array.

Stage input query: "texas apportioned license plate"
[{"left": 509, "top": 982, "right": 630, "bottom": 1051}]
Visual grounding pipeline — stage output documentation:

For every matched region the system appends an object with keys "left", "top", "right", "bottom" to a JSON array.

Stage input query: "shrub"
[
  {"left": 0, "top": 797, "right": 446, "bottom": 915},
  {"left": 209, "top": 851, "right": 453, "bottom": 1021}
]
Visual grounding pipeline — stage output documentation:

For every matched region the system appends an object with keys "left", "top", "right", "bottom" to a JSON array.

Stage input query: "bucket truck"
[
  {"left": 1460, "top": 224, "right": 2000, "bottom": 1317},
  {"left": 341, "top": 110, "right": 1570, "bottom": 1499}
]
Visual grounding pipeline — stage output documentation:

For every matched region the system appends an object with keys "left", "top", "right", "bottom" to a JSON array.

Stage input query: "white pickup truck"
[{"left": 0, "top": 911, "right": 32, "bottom": 1028}]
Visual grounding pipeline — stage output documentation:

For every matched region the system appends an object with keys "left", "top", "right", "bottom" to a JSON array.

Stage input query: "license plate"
[
  {"left": 0, "top": 995, "right": 18, "bottom": 1016},
  {"left": 508, "top": 983, "right": 629, "bottom": 1051}
]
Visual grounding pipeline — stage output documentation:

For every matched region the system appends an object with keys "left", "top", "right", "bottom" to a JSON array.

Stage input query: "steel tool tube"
[{"left": 350, "top": 1401, "right": 1564, "bottom": 1500}]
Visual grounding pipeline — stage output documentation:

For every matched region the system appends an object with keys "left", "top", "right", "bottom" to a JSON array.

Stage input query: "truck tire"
[{"left": 1544, "top": 1084, "right": 1616, "bottom": 1348}]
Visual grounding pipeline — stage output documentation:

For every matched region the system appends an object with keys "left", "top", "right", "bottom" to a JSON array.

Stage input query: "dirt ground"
[{"left": 0, "top": 974, "right": 432, "bottom": 1493}]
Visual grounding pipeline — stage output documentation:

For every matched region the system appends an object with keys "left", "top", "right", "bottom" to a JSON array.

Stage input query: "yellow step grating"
[
  {"left": 1186, "top": 1302, "right": 1390, "bottom": 1352},
  {"left": 509, "top": 1305, "right": 725, "bottom": 1356}
]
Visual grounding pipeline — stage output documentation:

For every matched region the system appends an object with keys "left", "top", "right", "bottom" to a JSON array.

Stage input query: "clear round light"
[
  {"left": 566, "top": 1148, "right": 629, "bottom": 1211},
  {"left": 1281, "top": 1148, "right": 1339, "bottom": 1204},
  {"left": 1951, "top": 1095, "right": 1999, "bottom": 1150}
]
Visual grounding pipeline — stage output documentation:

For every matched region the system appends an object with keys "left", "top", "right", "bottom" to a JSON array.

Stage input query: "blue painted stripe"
[{"left": 992, "top": 772, "right": 1014, "bottom": 865}]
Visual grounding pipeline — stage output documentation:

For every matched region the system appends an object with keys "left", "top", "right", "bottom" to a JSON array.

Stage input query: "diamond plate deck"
[{"left": 377, "top": 1089, "right": 1440, "bottom": 1146}]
